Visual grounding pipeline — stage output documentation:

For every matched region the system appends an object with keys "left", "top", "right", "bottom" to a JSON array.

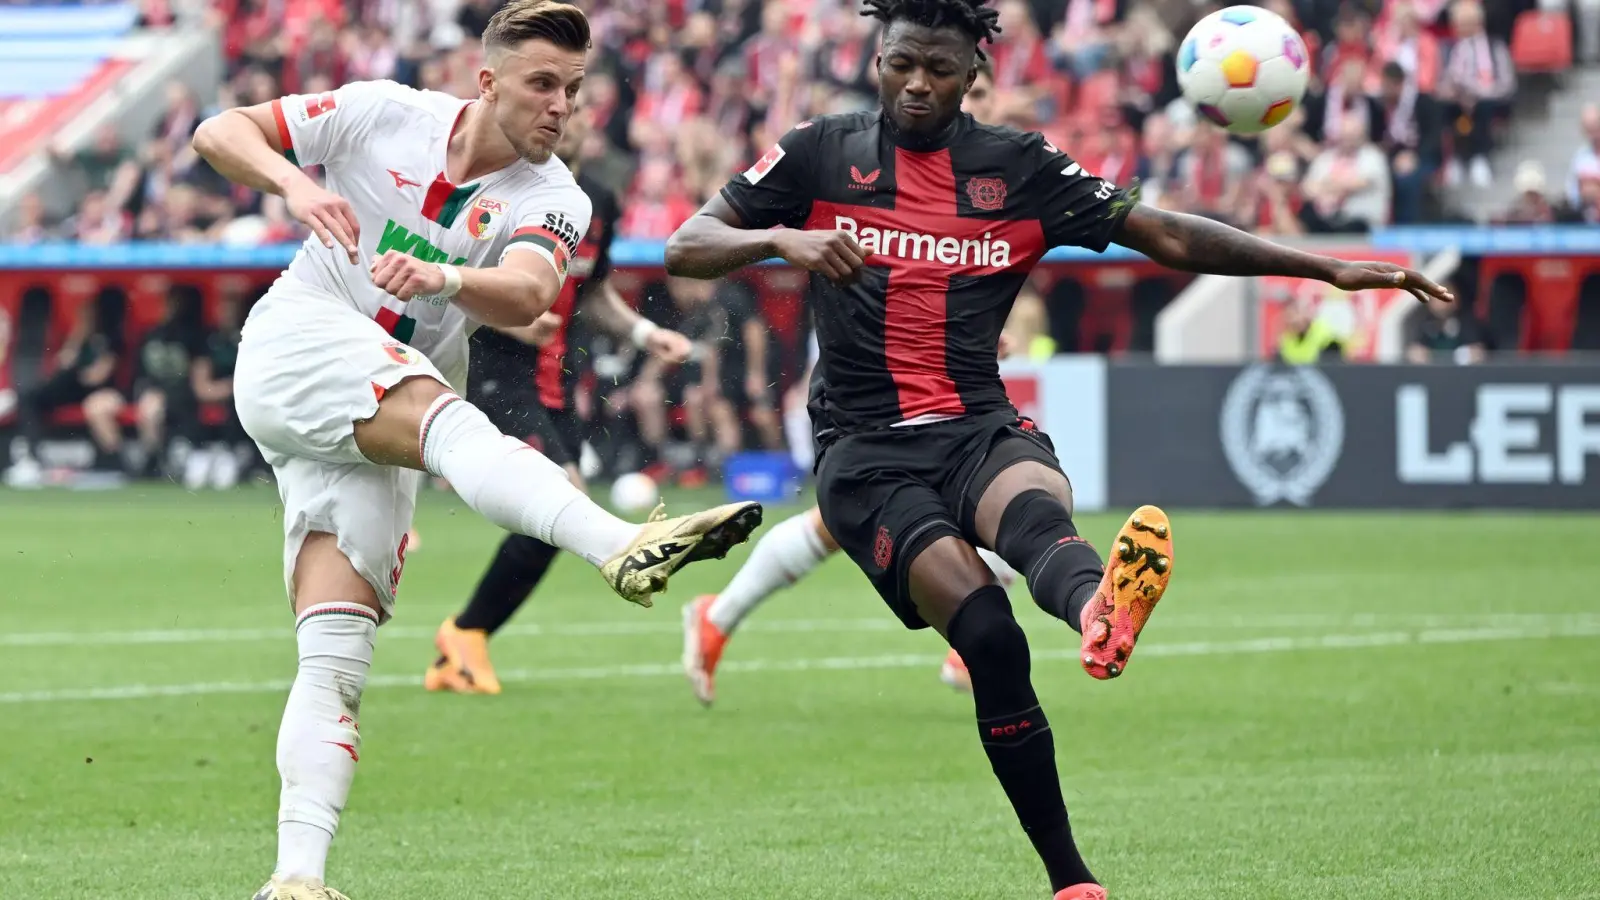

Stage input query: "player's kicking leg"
[
  {"left": 354, "top": 376, "right": 762, "bottom": 606},
  {"left": 680, "top": 505, "right": 1015, "bottom": 705},
  {"left": 970, "top": 453, "right": 1174, "bottom": 680}
]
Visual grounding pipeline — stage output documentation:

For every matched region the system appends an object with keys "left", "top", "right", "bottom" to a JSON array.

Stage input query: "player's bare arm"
[
  {"left": 664, "top": 195, "right": 870, "bottom": 284},
  {"left": 192, "top": 105, "right": 361, "bottom": 263},
  {"left": 580, "top": 281, "right": 693, "bottom": 362},
  {"left": 368, "top": 242, "right": 558, "bottom": 327},
  {"left": 1113, "top": 204, "right": 1455, "bottom": 305}
]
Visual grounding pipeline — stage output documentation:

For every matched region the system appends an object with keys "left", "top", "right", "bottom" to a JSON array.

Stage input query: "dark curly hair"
[{"left": 861, "top": 0, "right": 1002, "bottom": 60}]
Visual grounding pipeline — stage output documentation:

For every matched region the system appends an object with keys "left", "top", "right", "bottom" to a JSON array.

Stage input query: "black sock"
[
  {"left": 994, "top": 490, "right": 1104, "bottom": 634},
  {"left": 948, "top": 585, "right": 1096, "bottom": 892},
  {"left": 454, "top": 535, "right": 560, "bottom": 634}
]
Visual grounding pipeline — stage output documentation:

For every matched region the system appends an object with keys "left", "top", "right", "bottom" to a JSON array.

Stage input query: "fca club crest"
[
  {"left": 966, "top": 177, "right": 1007, "bottom": 211},
  {"left": 467, "top": 196, "right": 506, "bottom": 240}
]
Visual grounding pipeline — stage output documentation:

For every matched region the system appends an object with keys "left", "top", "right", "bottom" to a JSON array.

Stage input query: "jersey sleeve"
[
  {"left": 587, "top": 192, "right": 618, "bottom": 286},
  {"left": 269, "top": 80, "right": 394, "bottom": 169},
  {"left": 717, "top": 121, "right": 820, "bottom": 230},
  {"left": 1020, "top": 133, "right": 1140, "bottom": 253},
  {"left": 500, "top": 181, "right": 593, "bottom": 285}
]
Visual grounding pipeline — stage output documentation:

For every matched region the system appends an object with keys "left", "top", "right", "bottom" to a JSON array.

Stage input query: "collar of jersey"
[{"left": 879, "top": 109, "right": 967, "bottom": 153}]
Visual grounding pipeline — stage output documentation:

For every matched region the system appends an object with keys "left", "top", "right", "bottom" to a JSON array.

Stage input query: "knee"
[
  {"left": 947, "top": 586, "right": 1029, "bottom": 677},
  {"left": 137, "top": 390, "right": 166, "bottom": 427},
  {"left": 82, "top": 390, "right": 123, "bottom": 421}
]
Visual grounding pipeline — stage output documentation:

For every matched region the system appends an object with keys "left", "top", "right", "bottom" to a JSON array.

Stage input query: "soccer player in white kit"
[{"left": 191, "top": 3, "right": 762, "bottom": 898}]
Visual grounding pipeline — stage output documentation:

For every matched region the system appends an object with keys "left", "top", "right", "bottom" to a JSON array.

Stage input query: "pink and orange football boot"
[
  {"left": 1080, "top": 505, "right": 1174, "bottom": 680},
  {"left": 1055, "top": 884, "right": 1107, "bottom": 900},
  {"left": 681, "top": 595, "right": 729, "bottom": 707}
]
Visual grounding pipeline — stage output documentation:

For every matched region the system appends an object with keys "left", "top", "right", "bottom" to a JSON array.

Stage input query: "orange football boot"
[
  {"left": 938, "top": 648, "right": 972, "bottom": 693},
  {"left": 1055, "top": 884, "right": 1107, "bottom": 900},
  {"left": 422, "top": 618, "right": 502, "bottom": 694},
  {"left": 1080, "top": 505, "right": 1173, "bottom": 680},
  {"left": 681, "top": 595, "right": 728, "bottom": 707}
]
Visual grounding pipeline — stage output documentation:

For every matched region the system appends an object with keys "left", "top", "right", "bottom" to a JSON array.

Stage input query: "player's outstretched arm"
[
  {"left": 1112, "top": 205, "right": 1454, "bottom": 304},
  {"left": 193, "top": 103, "right": 361, "bottom": 263},
  {"left": 664, "top": 196, "right": 787, "bottom": 280},
  {"left": 666, "top": 196, "right": 868, "bottom": 284}
]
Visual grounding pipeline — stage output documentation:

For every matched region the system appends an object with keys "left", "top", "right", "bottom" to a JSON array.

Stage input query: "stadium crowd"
[
  {"left": 4, "top": 0, "right": 1597, "bottom": 487},
  {"left": 8, "top": 0, "right": 1596, "bottom": 247}
]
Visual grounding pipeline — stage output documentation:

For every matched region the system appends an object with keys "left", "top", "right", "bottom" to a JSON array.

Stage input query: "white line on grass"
[
  {"left": 3, "top": 621, "right": 1598, "bottom": 705},
  {"left": 7, "top": 612, "right": 1596, "bottom": 649}
]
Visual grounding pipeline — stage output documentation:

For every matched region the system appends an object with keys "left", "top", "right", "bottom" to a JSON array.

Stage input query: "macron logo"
[{"left": 834, "top": 215, "right": 1013, "bottom": 268}]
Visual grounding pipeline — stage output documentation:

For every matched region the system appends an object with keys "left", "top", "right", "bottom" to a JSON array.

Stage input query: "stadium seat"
[
  {"left": 1510, "top": 10, "right": 1573, "bottom": 73},
  {"left": 1570, "top": 274, "right": 1600, "bottom": 351},
  {"left": 1485, "top": 273, "right": 1528, "bottom": 353}
]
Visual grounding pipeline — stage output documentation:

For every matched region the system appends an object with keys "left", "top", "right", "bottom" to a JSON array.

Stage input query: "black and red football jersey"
[
  {"left": 470, "top": 170, "right": 620, "bottom": 410},
  {"left": 718, "top": 111, "right": 1137, "bottom": 446}
]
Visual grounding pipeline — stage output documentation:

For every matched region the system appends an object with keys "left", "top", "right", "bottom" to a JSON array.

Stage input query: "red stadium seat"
[{"left": 1510, "top": 11, "right": 1573, "bottom": 73}]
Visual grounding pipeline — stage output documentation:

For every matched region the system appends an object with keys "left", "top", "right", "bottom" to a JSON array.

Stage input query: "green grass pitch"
[{"left": 2, "top": 486, "right": 1598, "bottom": 899}]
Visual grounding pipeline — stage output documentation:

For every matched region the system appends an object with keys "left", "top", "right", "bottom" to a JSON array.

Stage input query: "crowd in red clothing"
[{"left": 6, "top": 0, "right": 1583, "bottom": 246}]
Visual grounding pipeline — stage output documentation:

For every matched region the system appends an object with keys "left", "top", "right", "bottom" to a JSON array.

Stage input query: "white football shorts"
[{"left": 234, "top": 277, "right": 446, "bottom": 619}]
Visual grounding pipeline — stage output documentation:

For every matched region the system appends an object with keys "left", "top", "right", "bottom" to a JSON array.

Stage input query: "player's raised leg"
[
  {"left": 971, "top": 452, "right": 1173, "bottom": 680},
  {"left": 354, "top": 375, "right": 760, "bottom": 606}
]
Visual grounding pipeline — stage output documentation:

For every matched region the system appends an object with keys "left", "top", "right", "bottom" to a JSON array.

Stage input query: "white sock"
[
  {"left": 784, "top": 402, "right": 814, "bottom": 473},
  {"left": 978, "top": 548, "right": 1019, "bottom": 588},
  {"left": 707, "top": 511, "right": 830, "bottom": 635},
  {"left": 275, "top": 602, "right": 378, "bottom": 882},
  {"left": 419, "top": 394, "right": 635, "bottom": 565}
]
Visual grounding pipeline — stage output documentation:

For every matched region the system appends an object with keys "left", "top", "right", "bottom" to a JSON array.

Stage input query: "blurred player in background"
[
  {"left": 679, "top": 58, "right": 1012, "bottom": 706},
  {"left": 665, "top": 1, "right": 1450, "bottom": 897},
  {"left": 191, "top": 3, "right": 761, "bottom": 897},
  {"left": 425, "top": 95, "right": 695, "bottom": 695}
]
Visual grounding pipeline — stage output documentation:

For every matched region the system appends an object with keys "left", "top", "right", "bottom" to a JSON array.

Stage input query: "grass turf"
[{"left": 1, "top": 485, "right": 1597, "bottom": 899}]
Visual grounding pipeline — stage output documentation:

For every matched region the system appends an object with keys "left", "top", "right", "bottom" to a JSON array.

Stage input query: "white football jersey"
[{"left": 270, "top": 79, "right": 591, "bottom": 388}]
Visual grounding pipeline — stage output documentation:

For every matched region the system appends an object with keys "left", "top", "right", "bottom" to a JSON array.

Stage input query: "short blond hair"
[{"left": 483, "top": 0, "right": 591, "bottom": 59}]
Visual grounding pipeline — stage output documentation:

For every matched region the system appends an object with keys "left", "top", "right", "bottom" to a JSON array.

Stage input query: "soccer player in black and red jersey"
[
  {"left": 425, "top": 98, "right": 695, "bottom": 695},
  {"left": 664, "top": 1, "right": 1453, "bottom": 896}
]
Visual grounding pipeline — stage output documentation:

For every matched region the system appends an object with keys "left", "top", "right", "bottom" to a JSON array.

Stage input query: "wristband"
[
  {"left": 630, "top": 318, "right": 661, "bottom": 349},
  {"left": 436, "top": 263, "right": 463, "bottom": 298}
]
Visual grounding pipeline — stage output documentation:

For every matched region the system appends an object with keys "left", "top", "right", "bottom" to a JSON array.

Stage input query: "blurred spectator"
[
  {"left": 990, "top": 0, "right": 1053, "bottom": 125},
  {"left": 66, "top": 191, "right": 132, "bottom": 245},
  {"left": 10, "top": 193, "right": 57, "bottom": 244},
  {"left": 1438, "top": 0, "right": 1514, "bottom": 188},
  {"left": 620, "top": 157, "right": 699, "bottom": 239},
  {"left": 184, "top": 289, "right": 253, "bottom": 489},
  {"left": 12, "top": 291, "right": 124, "bottom": 476},
  {"left": 1305, "top": 55, "right": 1383, "bottom": 146},
  {"left": 1566, "top": 104, "right": 1600, "bottom": 208},
  {"left": 1317, "top": 4, "right": 1373, "bottom": 86},
  {"left": 1168, "top": 121, "right": 1254, "bottom": 223},
  {"left": 1050, "top": 0, "right": 1118, "bottom": 80},
  {"left": 1405, "top": 291, "right": 1485, "bottom": 364},
  {"left": 1496, "top": 161, "right": 1562, "bottom": 224},
  {"left": 84, "top": 285, "right": 203, "bottom": 478},
  {"left": 50, "top": 124, "right": 140, "bottom": 201},
  {"left": 1369, "top": 0, "right": 1441, "bottom": 95},
  {"left": 1563, "top": 160, "right": 1600, "bottom": 224},
  {"left": 1275, "top": 295, "right": 1347, "bottom": 364},
  {"left": 1374, "top": 61, "right": 1442, "bottom": 224},
  {"left": 1239, "top": 149, "right": 1308, "bottom": 236},
  {"left": 1301, "top": 116, "right": 1391, "bottom": 232}
]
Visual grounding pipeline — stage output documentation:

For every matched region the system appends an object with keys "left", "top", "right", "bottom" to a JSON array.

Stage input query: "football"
[
  {"left": 610, "top": 471, "right": 661, "bottom": 514},
  {"left": 1176, "top": 5, "right": 1311, "bottom": 135}
]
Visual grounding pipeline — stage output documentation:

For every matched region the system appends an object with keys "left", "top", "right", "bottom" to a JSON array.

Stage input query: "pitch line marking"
[
  {"left": 5, "top": 612, "right": 1595, "bottom": 649},
  {"left": 1, "top": 621, "right": 1597, "bottom": 704}
]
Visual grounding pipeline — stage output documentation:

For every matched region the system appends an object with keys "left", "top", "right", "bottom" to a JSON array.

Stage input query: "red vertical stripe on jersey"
[
  {"left": 535, "top": 278, "right": 578, "bottom": 408},
  {"left": 886, "top": 147, "right": 964, "bottom": 420}
]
